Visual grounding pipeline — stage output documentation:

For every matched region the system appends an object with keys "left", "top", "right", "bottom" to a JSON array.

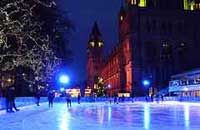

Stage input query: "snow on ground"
[{"left": 0, "top": 101, "right": 200, "bottom": 130}]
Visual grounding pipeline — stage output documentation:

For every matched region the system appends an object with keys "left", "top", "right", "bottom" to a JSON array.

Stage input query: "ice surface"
[{"left": 0, "top": 102, "right": 200, "bottom": 130}]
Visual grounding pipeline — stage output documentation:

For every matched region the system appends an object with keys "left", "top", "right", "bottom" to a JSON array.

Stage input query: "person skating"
[
  {"left": 114, "top": 95, "right": 119, "bottom": 104},
  {"left": 5, "top": 86, "right": 11, "bottom": 112},
  {"left": 8, "top": 85, "right": 19, "bottom": 112},
  {"left": 35, "top": 90, "right": 40, "bottom": 106},
  {"left": 48, "top": 91, "right": 55, "bottom": 108},
  {"left": 66, "top": 93, "right": 71, "bottom": 108},
  {"left": 77, "top": 93, "right": 81, "bottom": 104}
]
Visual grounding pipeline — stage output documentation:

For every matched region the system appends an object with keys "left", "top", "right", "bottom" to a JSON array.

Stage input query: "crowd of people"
[{"left": 1, "top": 85, "right": 166, "bottom": 114}]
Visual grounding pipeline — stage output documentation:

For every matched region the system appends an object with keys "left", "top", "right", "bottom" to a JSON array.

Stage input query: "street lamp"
[
  {"left": 58, "top": 74, "right": 70, "bottom": 96},
  {"left": 59, "top": 75, "right": 70, "bottom": 84},
  {"left": 142, "top": 80, "right": 150, "bottom": 87},
  {"left": 142, "top": 79, "right": 151, "bottom": 96}
]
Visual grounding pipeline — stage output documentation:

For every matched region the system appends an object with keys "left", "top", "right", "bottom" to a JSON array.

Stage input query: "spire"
[
  {"left": 88, "top": 21, "right": 104, "bottom": 48},
  {"left": 89, "top": 21, "right": 102, "bottom": 42},
  {"left": 119, "top": 5, "right": 126, "bottom": 22},
  {"left": 91, "top": 22, "right": 101, "bottom": 37}
]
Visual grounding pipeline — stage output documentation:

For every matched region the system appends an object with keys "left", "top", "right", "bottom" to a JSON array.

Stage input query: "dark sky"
[{"left": 59, "top": 0, "right": 122, "bottom": 82}]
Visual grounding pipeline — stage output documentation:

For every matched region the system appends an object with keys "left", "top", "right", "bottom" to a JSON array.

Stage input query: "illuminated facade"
[
  {"left": 86, "top": 22, "right": 104, "bottom": 90},
  {"left": 87, "top": 0, "right": 200, "bottom": 97}
]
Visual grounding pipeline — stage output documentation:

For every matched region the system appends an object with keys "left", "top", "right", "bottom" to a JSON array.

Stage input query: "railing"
[{"left": 1, "top": 96, "right": 200, "bottom": 110}]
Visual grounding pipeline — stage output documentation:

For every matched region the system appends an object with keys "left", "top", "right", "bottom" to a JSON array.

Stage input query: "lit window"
[
  {"left": 90, "top": 41, "right": 95, "bottom": 47},
  {"left": 98, "top": 41, "right": 103, "bottom": 47},
  {"left": 130, "top": 0, "right": 136, "bottom": 5},
  {"left": 120, "top": 16, "right": 123, "bottom": 21},
  {"left": 180, "top": 42, "right": 185, "bottom": 46},
  {"left": 162, "top": 43, "right": 168, "bottom": 47}
]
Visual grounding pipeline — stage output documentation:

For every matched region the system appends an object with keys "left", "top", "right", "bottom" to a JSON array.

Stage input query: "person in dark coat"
[
  {"left": 77, "top": 93, "right": 81, "bottom": 104},
  {"left": 35, "top": 90, "right": 40, "bottom": 106},
  {"left": 114, "top": 95, "right": 119, "bottom": 104},
  {"left": 8, "top": 85, "right": 19, "bottom": 112},
  {"left": 66, "top": 93, "right": 71, "bottom": 108},
  {"left": 5, "top": 86, "right": 11, "bottom": 112},
  {"left": 48, "top": 91, "right": 55, "bottom": 108}
]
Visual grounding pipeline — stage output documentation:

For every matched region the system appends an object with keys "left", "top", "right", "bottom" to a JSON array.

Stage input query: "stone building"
[{"left": 87, "top": 0, "right": 200, "bottom": 97}]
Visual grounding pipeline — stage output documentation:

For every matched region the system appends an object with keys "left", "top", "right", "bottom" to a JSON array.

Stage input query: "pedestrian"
[
  {"left": 66, "top": 93, "right": 71, "bottom": 108},
  {"left": 77, "top": 93, "right": 81, "bottom": 104},
  {"left": 48, "top": 91, "right": 55, "bottom": 108},
  {"left": 35, "top": 90, "right": 40, "bottom": 106}
]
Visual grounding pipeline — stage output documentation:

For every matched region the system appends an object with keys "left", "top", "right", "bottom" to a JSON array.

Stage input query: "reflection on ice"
[
  {"left": 184, "top": 105, "right": 190, "bottom": 129},
  {"left": 1, "top": 102, "right": 200, "bottom": 130},
  {"left": 144, "top": 104, "right": 150, "bottom": 130},
  {"left": 59, "top": 111, "right": 70, "bottom": 130},
  {"left": 97, "top": 106, "right": 104, "bottom": 124},
  {"left": 108, "top": 106, "right": 112, "bottom": 121}
]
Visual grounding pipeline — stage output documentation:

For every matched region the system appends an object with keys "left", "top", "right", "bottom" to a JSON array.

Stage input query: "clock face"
[
  {"left": 90, "top": 41, "right": 95, "bottom": 47},
  {"left": 98, "top": 41, "right": 103, "bottom": 47}
]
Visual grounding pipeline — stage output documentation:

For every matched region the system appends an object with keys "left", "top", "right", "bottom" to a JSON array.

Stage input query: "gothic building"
[
  {"left": 87, "top": 0, "right": 200, "bottom": 97},
  {"left": 86, "top": 22, "right": 104, "bottom": 90}
]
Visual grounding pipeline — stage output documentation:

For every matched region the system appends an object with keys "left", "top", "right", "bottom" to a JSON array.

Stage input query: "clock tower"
[{"left": 87, "top": 22, "right": 104, "bottom": 89}]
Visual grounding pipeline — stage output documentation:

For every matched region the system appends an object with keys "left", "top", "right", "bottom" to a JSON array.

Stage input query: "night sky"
[{"left": 59, "top": 0, "right": 122, "bottom": 82}]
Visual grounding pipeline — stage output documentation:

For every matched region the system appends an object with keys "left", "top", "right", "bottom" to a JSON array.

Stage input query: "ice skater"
[
  {"left": 77, "top": 93, "right": 81, "bottom": 104},
  {"left": 35, "top": 90, "right": 40, "bottom": 106},
  {"left": 66, "top": 93, "right": 71, "bottom": 108},
  {"left": 7, "top": 85, "right": 19, "bottom": 112},
  {"left": 48, "top": 91, "right": 55, "bottom": 108},
  {"left": 114, "top": 95, "right": 119, "bottom": 104}
]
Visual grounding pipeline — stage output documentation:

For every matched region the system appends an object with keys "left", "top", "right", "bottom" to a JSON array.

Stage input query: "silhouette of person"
[
  {"left": 5, "top": 86, "right": 11, "bottom": 112},
  {"left": 114, "top": 95, "right": 119, "bottom": 104},
  {"left": 7, "top": 85, "right": 19, "bottom": 112},
  {"left": 66, "top": 93, "right": 71, "bottom": 108},
  {"left": 35, "top": 90, "right": 40, "bottom": 106},
  {"left": 77, "top": 93, "right": 81, "bottom": 104},
  {"left": 48, "top": 91, "right": 55, "bottom": 108}
]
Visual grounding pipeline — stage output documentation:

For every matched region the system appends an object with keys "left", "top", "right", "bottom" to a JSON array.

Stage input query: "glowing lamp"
[
  {"left": 59, "top": 75, "right": 70, "bottom": 84},
  {"left": 108, "top": 84, "right": 112, "bottom": 89},
  {"left": 143, "top": 80, "right": 150, "bottom": 87},
  {"left": 60, "top": 87, "right": 65, "bottom": 92}
]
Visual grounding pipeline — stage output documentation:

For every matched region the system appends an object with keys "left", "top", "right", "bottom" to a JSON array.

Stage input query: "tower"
[{"left": 87, "top": 22, "right": 104, "bottom": 89}]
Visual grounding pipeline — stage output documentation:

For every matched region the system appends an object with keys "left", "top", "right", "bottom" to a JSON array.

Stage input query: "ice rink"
[{"left": 0, "top": 101, "right": 200, "bottom": 130}]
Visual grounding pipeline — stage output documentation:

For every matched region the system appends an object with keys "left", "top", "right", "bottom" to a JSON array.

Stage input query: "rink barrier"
[{"left": 1, "top": 96, "right": 200, "bottom": 110}]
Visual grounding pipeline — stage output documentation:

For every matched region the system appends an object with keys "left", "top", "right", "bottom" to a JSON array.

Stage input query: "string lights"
[{"left": 0, "top": 0, "right": 62, "bottom": 84}]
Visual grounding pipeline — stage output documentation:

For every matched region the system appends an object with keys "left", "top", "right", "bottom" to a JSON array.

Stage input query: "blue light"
[
  {"left": 60, "top": 87, "right": 65, "bottom": 92},
  {"left": 143, "top": 80, "right": 150, "bottom": 86},
  {"left": 59, "top": 75, "right": 70, "bottom": 84}
]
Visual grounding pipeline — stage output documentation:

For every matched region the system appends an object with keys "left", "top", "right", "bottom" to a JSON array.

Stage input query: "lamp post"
[
  {"left": 58, "top": 74, "right": 70, "bottom": 96},
  {"left": 142, "top": 79, "right": 151, "bottom": 96}
]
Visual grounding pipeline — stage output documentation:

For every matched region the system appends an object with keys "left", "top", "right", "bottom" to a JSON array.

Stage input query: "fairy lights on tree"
[{"left": 0, "top": 0, "right": 72, "bottom": 85}]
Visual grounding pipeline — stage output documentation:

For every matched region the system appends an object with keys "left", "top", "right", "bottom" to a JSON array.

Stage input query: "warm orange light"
[
  {"left": 66, "top": 89, "right": 80, "bottom": 97},
  {"left": 7, "top": 78, "right": 12, "bottom": 82}
]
